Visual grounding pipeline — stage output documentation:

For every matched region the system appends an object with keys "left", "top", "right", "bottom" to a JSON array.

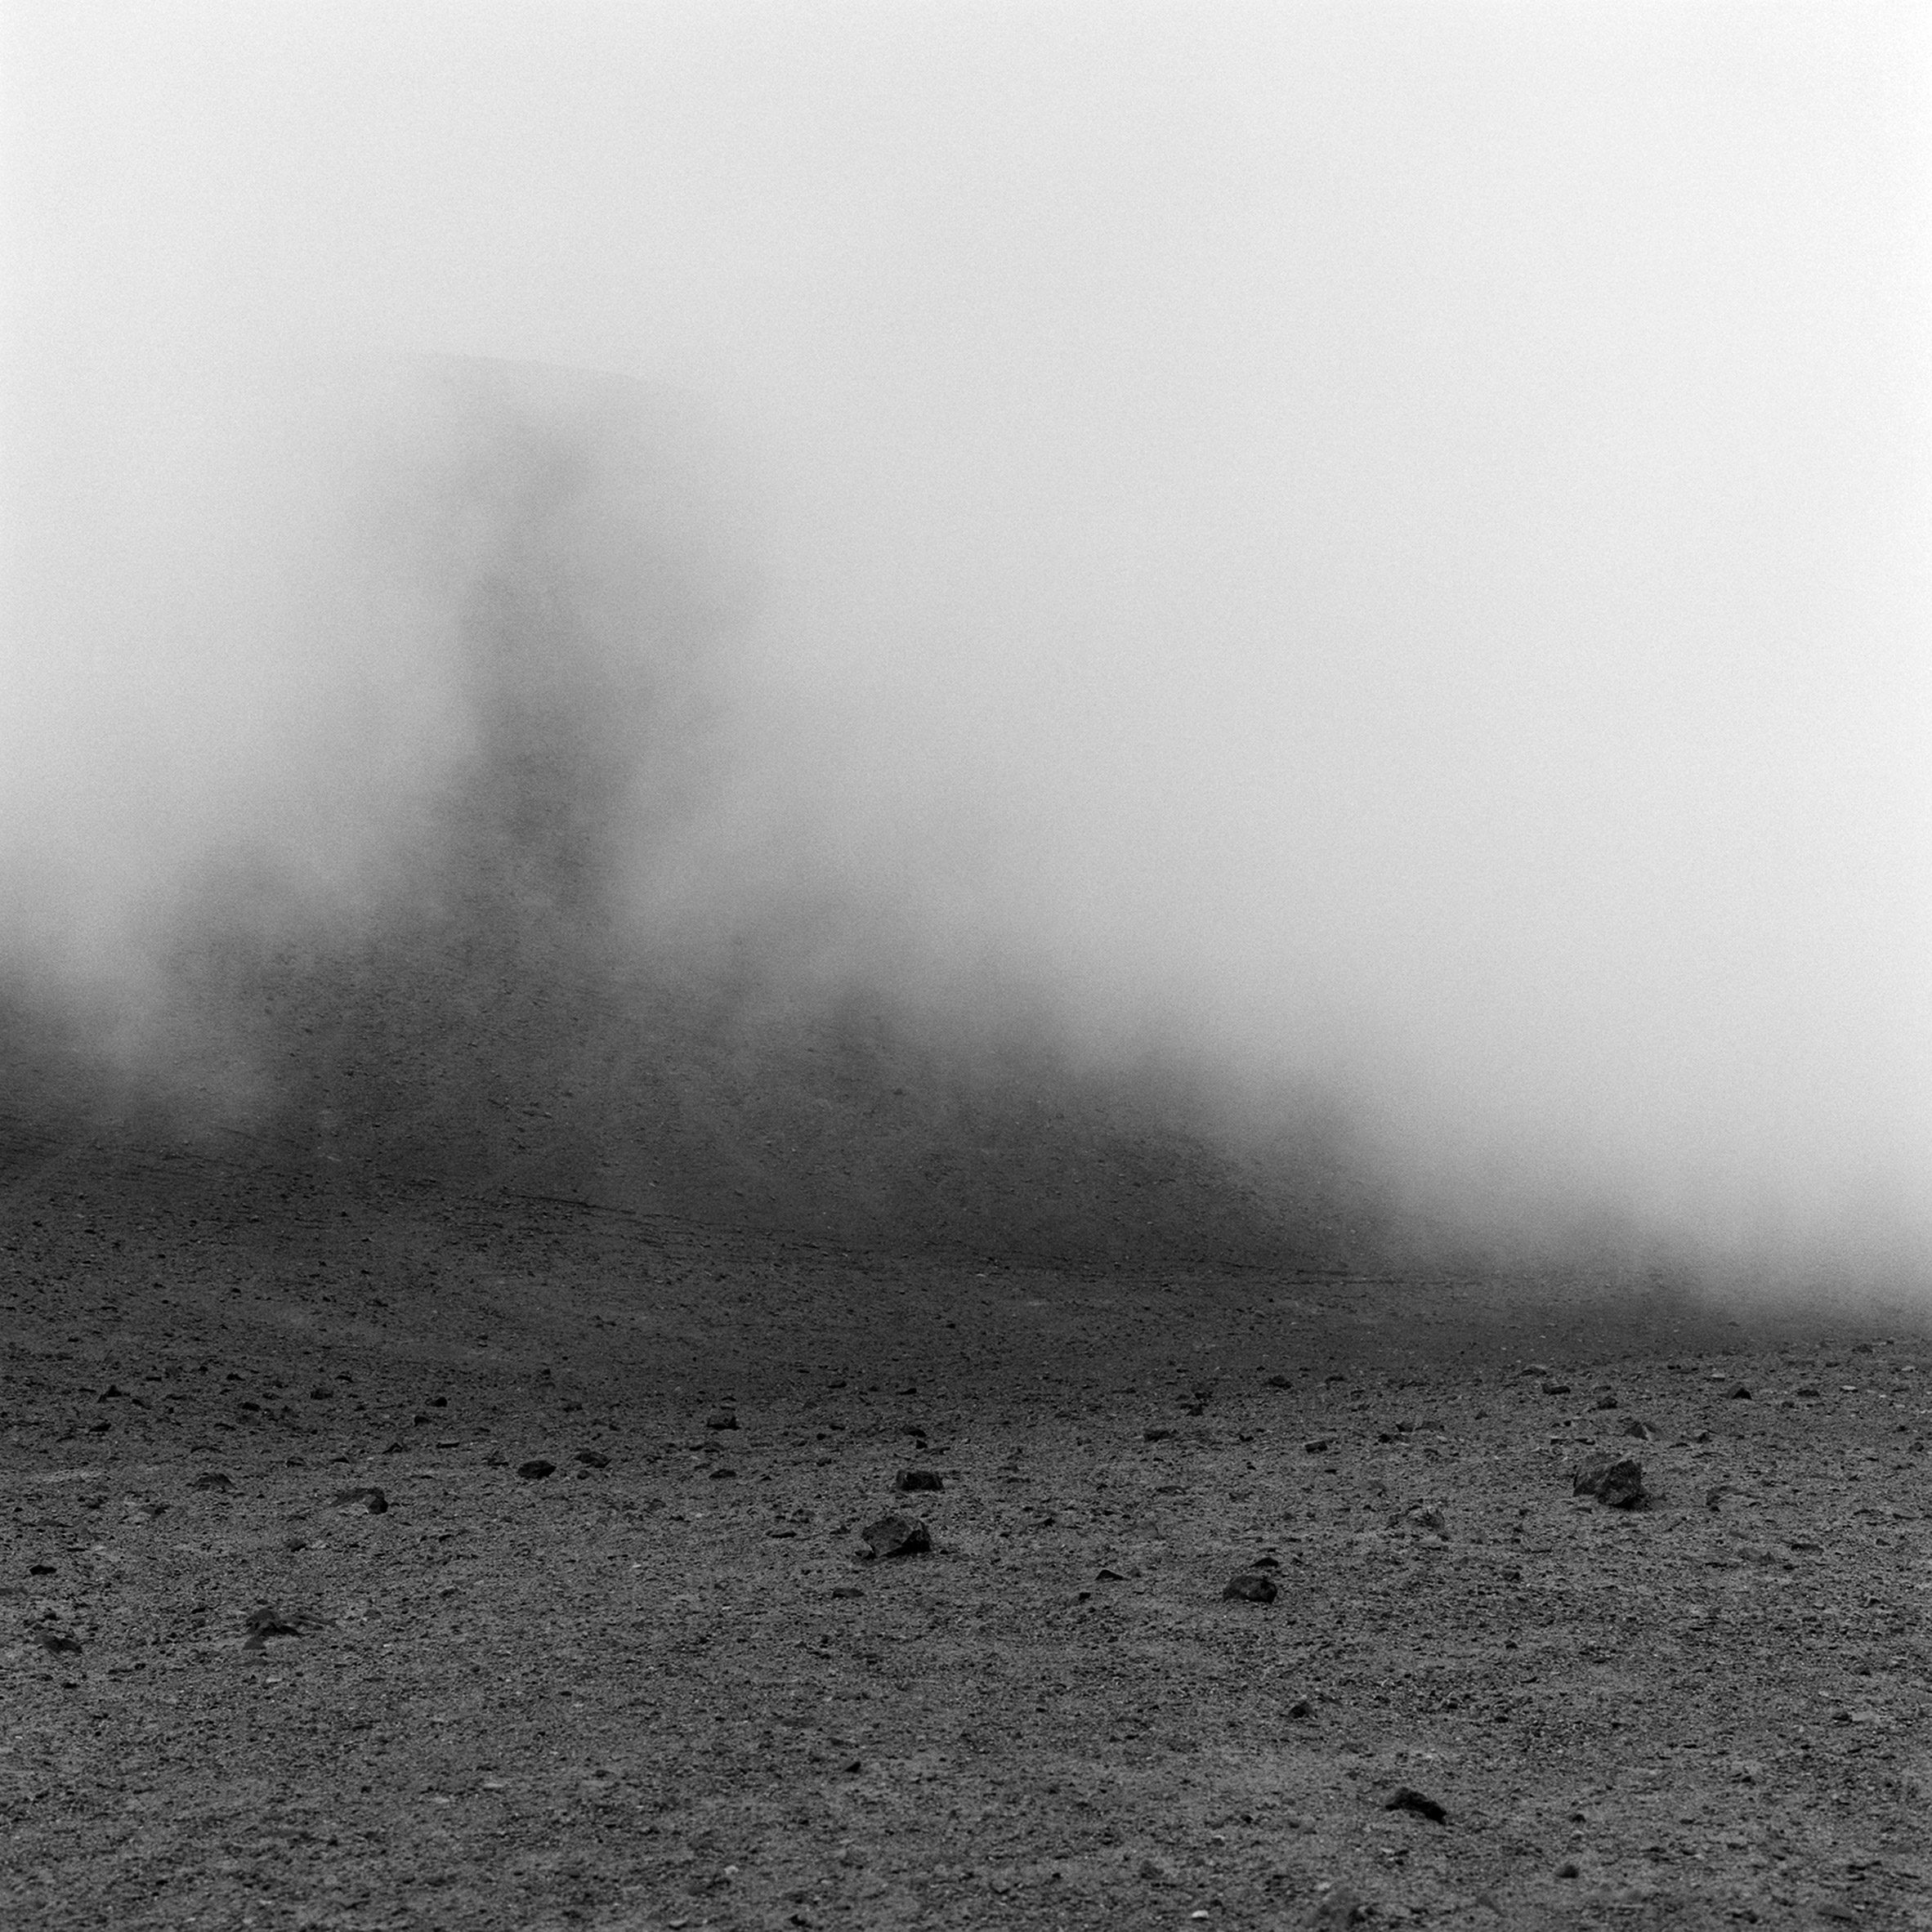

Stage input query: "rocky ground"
[{"left": 5, "top": 1125, "right": 1929, "bottom": 1931}]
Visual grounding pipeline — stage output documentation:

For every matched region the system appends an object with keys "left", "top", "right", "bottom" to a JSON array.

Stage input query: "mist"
[{"left": 3, "top": 2, "right": 1928, "bottom": 1286}]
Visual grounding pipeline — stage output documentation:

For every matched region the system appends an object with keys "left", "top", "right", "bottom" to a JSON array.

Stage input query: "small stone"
[
  {"left": 894, "top": 1469, "right": 943, "bottom": 1491},
  {"left": 1309, "top": 1883, "right": 1368, "bottom": 1926},
  {"left": 705, "top": 1410, "right": 740, "bottom": 1431},
  {"left": 382, "top": 1441, "right": 406, "bottom": 1455},
  {"left": 1572, "top": 1454, "right": 1647, "bottom": 1509},
  {"left": 1286, "top": 1697, "right": 1314, "bottom": 1720},
  {"left": 29, "top": 1563, "right": 55, "bottom": 1576},
  {"left": 574, "top": 1450, "right": 610, "bottom": 1469},
  {"left": 709, "top": 1467, "right": 737, "bottom": 1480},
  {"left": 1520, "top": 1362, "right": 1550, "bottom": 1376},
  {"left": 1264, "top": 1374, "right": 1292, "bottom": 1389},
  {"left": 1223, "top": 1571, "right": 1277, "bottom": 1603},
  {"left": 1592, "top": 1392, "right": 1618, "bottom": 1410},
  {"left": 1620, "top": 1417, "right": 1652, "bottom": 1439},
  {"left": 1384, "top": 1786, "right": 1447, "bottom": 1823},
  {"left": 1095, "top": 1566, "right": 1128, "bottom": 1581},
  {"left": 861, "top": 1513, "right": 931, "bottom": 1559},
  {"left": 1557, "top": 1861, "right": 1579, "bottom": 1879},
  {"left": 243, "top": 1606, "right": 300, "bottom": 1649},
  {"left": 1144, "top": 1428, "right": 1176, "bottom": 1442},
  {"left": 1726, "top": 1384, "right": 1752, "bottom": 1400},
  {"left": 516, "top": 1459, "right": 556, "bottom": 1481},
  {"left": 1302, "top": 1438, "right": 1329, "bottom": 1454},
  {"left": 192, "top": 1472, "right": 232, "bottom": 1491},
  {"left": 35, "top": 1630, "right": 82, "bottom": 1655},
  {"left": 1540, "top": 1380, "right": 1572, "bottom": 1396}
]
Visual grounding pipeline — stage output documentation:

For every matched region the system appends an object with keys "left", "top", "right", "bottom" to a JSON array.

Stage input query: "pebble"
[
  {"left": 516, "top": 1459, "right": 556, "bottom": 1481},
  {"left": 1223, "top": 1571, "right": 1277, "bottom": 1603},
  {"left": 894, "top": 1469, "right": 943, "bottom": 1491},
  {"left": 861, "top": 1513, "right": 931, "bottom": 1559},
  {"left": 331, "top": 1486, "right": 387, "bottom": 1514},
  {"left": 1572, "top": 1454, "right": 1647, "bottom": 1509},
  {"left": 1384, "top": 1787, "right": 1447, "bottom": 1823},
  {"left": 574, "top": 1450, "right": 610, "bottom": 1469}
]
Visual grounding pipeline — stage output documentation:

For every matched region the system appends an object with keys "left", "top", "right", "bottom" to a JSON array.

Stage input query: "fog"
[{"left": 3, "top": 2, "right": 1929, "bottom": 1285}]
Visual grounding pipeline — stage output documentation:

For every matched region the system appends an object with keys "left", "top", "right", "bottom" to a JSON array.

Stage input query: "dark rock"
[
  {"left": 1252, "top": 1554, "right": 1281, "bottom": 1569},
  {"left": 1264, "top": 1374, "right": 1293, "bottom": 1389},
  {"left": 1540, "top": 1380, "right": 1572, "bottom": 1396},
  {"left": 1620, "top": 1418, "right": 1652, "bottom": 1439},
  {"left": 1144, "top": 1428, "right": 1176, "bottom": 1442},
  {"left": 1287, "top": 1697, "right": 1315, "bottom": 1720},
  {"left": 29, "top": 1563, "right": 55, "bottom": 1576},
  {"left": 894, "top": 1469, "right": 943, "bottom": 1492},
  {"left": 828, "top": 1585, "right": 865, "bottom": 1599},
  {"left": 192, "top": 1472, "right": 232, "bottom": 1491},
  {"left": 705, "top": 1410, "right": 740, "bottom": 1431},
  {"left": 1593, "top": 1392, "right": 1619, "bottom": 1410},
  {"left": 1302, "top": 1438, "right": 1329, "bottom": 1454},
  {"left": 35, "top": 1630, "right": 82, "bottom": 1655},
  {"left": 243, "top": 1606, "right": 300, "bottom": 1648},
  {"left": 382, "top": 1441, "right": 406, "bottom": 1455},
  {"left": 1572, "top": 1454, "right": 1647, "bottom": 1509},
  {"left": 1096, "top": 1566, "right": 1127, "bottom": 1581},
  {"left": 331, "top": 1486, "right": 388, "bottom": 1514},
  {"left": 309, "top": 1387, "right": 333, "bottom": 1401},
  {"left": 1223, "top": 1570, "right": 1277, "bottom": 1603},
  {"left": 1796, "top": 1386, "right": 1822, "bottom": 1398},
  {"left": 1308, "top": 1882, "right": 1368, "bottom": 1925},
  {"left": 1726, "top": 1384, "right": 1752, "bottom": 1400},
  {"left": 1384, "top": 1786, "right": 1447, "bottom": 1822},
  {"left": 516, "top": 1459, "right": 556, "bottom": 1480},
  {"left": 98, "top": 1385, "right": 126, "bottom": 1401},
  {"left": 574, "top": 1450, "right": 610, "bottom": 1469},
  {"left": 709, "top": 1467, "right": 737, "bottom": 1480},
  {"left": 860, "top": 1513, "right": 931, "bottom": 1559}
]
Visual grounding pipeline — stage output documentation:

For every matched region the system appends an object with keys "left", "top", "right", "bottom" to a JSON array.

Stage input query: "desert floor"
[{"left": 5, "top": 1125, "right": 1930, "bottom": 1932}]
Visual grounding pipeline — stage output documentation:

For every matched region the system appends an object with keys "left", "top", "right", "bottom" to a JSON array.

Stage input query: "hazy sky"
[{"left": 3, "top": 2, "right": 1929, "bottom": 1278}]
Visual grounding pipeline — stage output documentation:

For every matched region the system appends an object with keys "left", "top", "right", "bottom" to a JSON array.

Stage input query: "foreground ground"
[{"left": 4, "top": 1131, "right": 1930, "bottom": 1930}]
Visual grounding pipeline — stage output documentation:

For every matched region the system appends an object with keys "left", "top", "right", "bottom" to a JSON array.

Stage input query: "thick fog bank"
[{"left": 2, "top": 4, "right": 1928, "bottom": 1287}]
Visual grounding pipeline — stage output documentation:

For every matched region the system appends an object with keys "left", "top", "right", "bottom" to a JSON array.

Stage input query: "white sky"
[{"left": 3, "top": 2, "right": 1929, "bottom": 1277}]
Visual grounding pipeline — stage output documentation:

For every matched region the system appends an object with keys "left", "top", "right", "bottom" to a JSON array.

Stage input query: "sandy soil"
[{"left": 6, "top": 1125, "right": 1929, "bottom": 1931}]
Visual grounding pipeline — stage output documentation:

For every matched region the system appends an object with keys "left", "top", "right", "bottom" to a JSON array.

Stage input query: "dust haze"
[{"left": 2, "top": 2, "right": 1928, "bottom": 1288}]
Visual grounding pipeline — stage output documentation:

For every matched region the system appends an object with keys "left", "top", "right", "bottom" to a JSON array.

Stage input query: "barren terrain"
[{"left": 6, "top": 1112, "right": 1929, "bottom": 1931}]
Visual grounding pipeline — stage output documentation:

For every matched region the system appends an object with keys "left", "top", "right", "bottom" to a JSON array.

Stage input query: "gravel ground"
[{"left": 6, "top": 1138, "right": 1930, "bottom": 1931}]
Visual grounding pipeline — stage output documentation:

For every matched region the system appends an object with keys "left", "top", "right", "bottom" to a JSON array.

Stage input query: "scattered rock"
[
  {"left": 1706, "top": 1484, "right": 1726, "bottom": 1510},
  {"left": 1144, "top": 1428, "right": 1177, "bottom": 1442},
  {"left": 1384, "top": 1786, "right": 1447, "bottom": 1823},
  {"left": 709, "top": 1468, "right": 736, "bottom": 1480},
  {"left": 1287, "top": 1697, "right": 1315, "bottom": 1720},
  {"left": 1264, "top": 1374, "right": 1293, "bottom": 1389},
  {"left": 705, "top": 1410, "right": 740, "bottom": 1431},
  {"left": 1726, "top": 1384, "right": 1752, "bottom": 1401},
  {"left": 894, "top": 1469, "right": 943, "bottom": 1491},
  {"left": 861, "top": 1514, "right": 931, "bottom": 1559},
  {"left": 1095, "top": 1566, "right": 1127, "bottom": 1581},
  {"left": 243, "top": 1606, "right": 300, "bottom": 1649},
  {"left": 1572, "top": 1455, "right": 1647, "bottom": 1509},
  {"left": 1302, "top": 1438, "right": 1330, "bottom": 1454},
  {"left": 1308, "top": 1882, "right": 1368, "bottom": 1926},
  {"left": 828, "top": 1585, "right": 865, "bottom": 1599},
  {"left": 516, "top": 1460, "right": 556, "bottom": 1481},
  {"left": 1223, "top": 1571, "right": 1277, "bottom": 1603},
  {"left": 192, "top": 1472, "right": 232, "bottom": 1491},
  {"left": 35, "top": 1630, "right": 82, "bottom": 1656},
  {"left": 1520, "top": 1362, "right": 1550, "bottom": 1376},
  {"left": 29, "top": 1563, "right": 55, "bottom": 1576},
  {"left": 1796, "top": 1386, "right": 1822, "bottom": 1399},
  {"left": 331, "top": 1486, "right": 388, "bottom": 1514},
  {"left": 1592, "top": 1392, "right": 1618, "bottom": 1410},
  {"left": 1620, "top": 1418, "right": 1652, "bottom": 1439},
  {"left": 382, "top": 1442, "right": 407, "bottom": 1455},
  {"left": 1556, "top": 1861, "right": 1580, "bottom": 1880},
  {"left": 1137, "top": 1855, "right": 1174, "bottom": 1883},
  {"left": 573, "top": 1450, "right": 610, "bottom": 1469},
  {"left": 1402, "top": 1505, "right": 1446, "bottom": 1535},
  {"left": 1540, "top": 1380, "right": 1572, "bottom": 1396}
]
